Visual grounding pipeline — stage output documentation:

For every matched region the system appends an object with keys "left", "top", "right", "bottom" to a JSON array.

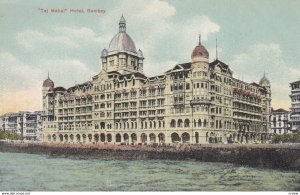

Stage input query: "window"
[{"left": 186, "top": 83, "right": 190, "bottom": 90}]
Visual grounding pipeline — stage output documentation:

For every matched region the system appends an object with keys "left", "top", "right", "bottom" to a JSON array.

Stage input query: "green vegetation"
[
  {"left": 0, "top": 130, "right": 22, "bottom": 140},
  {"left": 272, "top": 132, "right": 300, "bottom": 143}
]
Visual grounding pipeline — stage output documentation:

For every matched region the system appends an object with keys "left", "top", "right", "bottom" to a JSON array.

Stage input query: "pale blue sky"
[{"left": 0, "top": 0, "right": 299, "bottom": 113}]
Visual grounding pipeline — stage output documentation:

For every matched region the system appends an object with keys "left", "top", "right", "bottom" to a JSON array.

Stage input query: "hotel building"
[{"left": 42, "top": 16, "right": 271, "bottom": 144}]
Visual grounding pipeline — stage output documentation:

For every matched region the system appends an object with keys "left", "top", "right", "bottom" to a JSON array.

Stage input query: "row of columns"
[{"left": 46, "top": 131, "right": 271, "bottom": 144}]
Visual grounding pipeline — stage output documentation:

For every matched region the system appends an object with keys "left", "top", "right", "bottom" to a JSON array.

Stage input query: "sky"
[{"left": 0, "top": 0, "right": 300, "bottom": 115}]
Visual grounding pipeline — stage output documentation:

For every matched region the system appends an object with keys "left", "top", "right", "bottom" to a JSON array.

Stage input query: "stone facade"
[
  {"left": 43, "top": 16, "right": 271, "bottom": 145},
  {"left": 2, "top": 111, "right": 43, "bottom": 141},
  {"left": 290, "top": 80, "right": 300, "bottom": 132}
]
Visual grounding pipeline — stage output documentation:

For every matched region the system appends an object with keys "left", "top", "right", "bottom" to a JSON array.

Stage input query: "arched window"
[
  {"left": 195, "top": 132, "right": 199, "bottom": 143},
  {"left": 123, "top": 133, "right": 129, "bottom": 143},
  {"left": 198, "top": 119, "right": 202, "bottom": 127},
  {"left": 171, "top": 133, "right": 180, "bottom": 143},
  {"left": 184, "top": 119, "right": 190, "bottom": 127},
  {"left": 107, "top": 133, "right": 112, "bottom": 142},
  {"left": 141, "top": 133, "right": 147, "bottom": 143},
  {"left": 100, "top": 112, "right": 105, "bottom": 117},
  {"left": 116, "top": 134, "right": 121, "bottom": 142},
  {"left": 149, "top": 133, "right": 156, "bottom": 143},
  {"left": 100, "top": 122, "right": 105, "bottom": 129},
  {"left": 158, "top": 133, "right": 165, "bottom": 143},
  {"left": 170, "top": 119, "right": 176, "bottom": 128},
  {"left": 131, "top": 133, "right": 137, "bottom": 144},
  {"left": 94, "top": 134, "right": 99, "bottom": 143},
  {"left": 182, "top": 132, "right": 190, "bottom": 143},
  {"left": 100, "top": 103, "right": 105, "bottom": 108},
  {"left": 178, "top": 119, "right": 183, "bottom": 127},
  {"left": 100, "top": 133, "right": 105, "bottom": 142}
]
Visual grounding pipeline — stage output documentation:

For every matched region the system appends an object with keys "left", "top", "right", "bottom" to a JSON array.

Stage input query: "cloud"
[
  {"left": 0, "top": 51, "right": 97, "bottom": 115},
  {"left": 0, "top": 87, "right": 42, "bottom": 115},
  {"left": 228, "top": 43, "right": 295, "bottom": 110},
  {"left": 0, "top": 51, "right": 44, "bottom": 114},
  {"left": 179, "top": 15, "right": 220, "bottom": 42},
  {"left": 15, "top": 0, "right": 220, "bottom": 76},
  {"left": 16, "top": 30, "right": 80, "bottom": 50},
  {"left": 39, "top": 58, "right": 97, "bottom": 87},
  {"left": 144, "top": 60, "right": 179, "bottom": 77},
  {"left": 0, "top": 51, "right": 43, "bottom": 91}
]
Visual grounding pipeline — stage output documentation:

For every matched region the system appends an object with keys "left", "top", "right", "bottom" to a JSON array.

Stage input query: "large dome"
[
  {"left": 43, "top": 78, "right": 54, "bottom": 88},
  {"left": 108, "top": 32, "right": 137, "bottom": 53},
  {"left": 107, "top": 16, "right": 137, "bottom": 54}
]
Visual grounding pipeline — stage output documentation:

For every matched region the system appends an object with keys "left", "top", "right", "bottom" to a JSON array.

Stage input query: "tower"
[
  {"left": 42, "top": 73, "right": 55, "bottom": 122},
  {"left": 100, "top": 16, "right": 144, "bottom": 74},
  {"left": 190, "top": 34, "right": 211, "bottom": 143},
  {"left": 259, "top": 73, "right": 272, "bottom": 133},
  {"left": 191, "top": 34, "right": 210, "bottom": 100}
]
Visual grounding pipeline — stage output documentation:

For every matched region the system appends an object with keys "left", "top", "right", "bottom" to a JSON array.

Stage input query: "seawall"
[{"left": 1, "top": 141, "right": 299, "bottom": 171}]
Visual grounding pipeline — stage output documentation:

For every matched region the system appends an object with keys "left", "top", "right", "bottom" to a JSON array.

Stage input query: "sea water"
[{"left": 0, "top": 152, "right": 299, "bottom": 191}]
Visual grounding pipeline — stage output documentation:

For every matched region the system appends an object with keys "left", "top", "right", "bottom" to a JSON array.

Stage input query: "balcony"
[
  {"left": 140, "top": 114, "right": 147, "bottom": 118},
  {"left": 190, "top": 99, "right": 211, "bottom": 105},
  {"left": 157, "top": 113, "right": 165, "bottom": 117},
  {"left": 115, "top": 116, "right": 121, "bottom": 119}
]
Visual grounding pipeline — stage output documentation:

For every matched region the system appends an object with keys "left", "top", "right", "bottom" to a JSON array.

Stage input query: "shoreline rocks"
[{"left": 1, "top": 141, "right": 299, "bottom": 171}]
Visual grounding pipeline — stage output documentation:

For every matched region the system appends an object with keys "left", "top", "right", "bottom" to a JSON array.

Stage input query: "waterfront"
[{"left": 0, "top": 152, "right": 299, "bottom": 191}]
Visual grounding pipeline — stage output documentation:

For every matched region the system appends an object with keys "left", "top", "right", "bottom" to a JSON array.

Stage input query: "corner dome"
[
  {"left": 101, "top": 49, "right": 108, "bottom": 57},
  {"left": 191, "top": 45, "right": 209, "bottom": 59},
  {"left": 259, "top": 73, "right": 270, "bottom": 86},
  {"left": 43, "top": 75, "right": 54, "bottom": 88},
  {"left": 191, "top": 34, "right": 209, "bottom": 61},
  {"left": 138, "top": 49, "right": 144, "bottom": 58}
]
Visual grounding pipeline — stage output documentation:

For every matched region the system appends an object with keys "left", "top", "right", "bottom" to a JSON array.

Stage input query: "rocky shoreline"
[{"left": 1, "top": 141, "right": 299, "bottom": 171}]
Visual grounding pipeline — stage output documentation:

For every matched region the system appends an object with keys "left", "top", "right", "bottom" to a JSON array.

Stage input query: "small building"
[
  {"left": 0, "top": 116, "right": 4, "bottom": 131},
  {"left": 290, "top": 80, "right": 300, "bottom": 132},
  {"left": 270, "top": 108, "right": 291, "bottom": 134},
  {"left": 2, "top": 111, "right": 43, "bottom": 141}
]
